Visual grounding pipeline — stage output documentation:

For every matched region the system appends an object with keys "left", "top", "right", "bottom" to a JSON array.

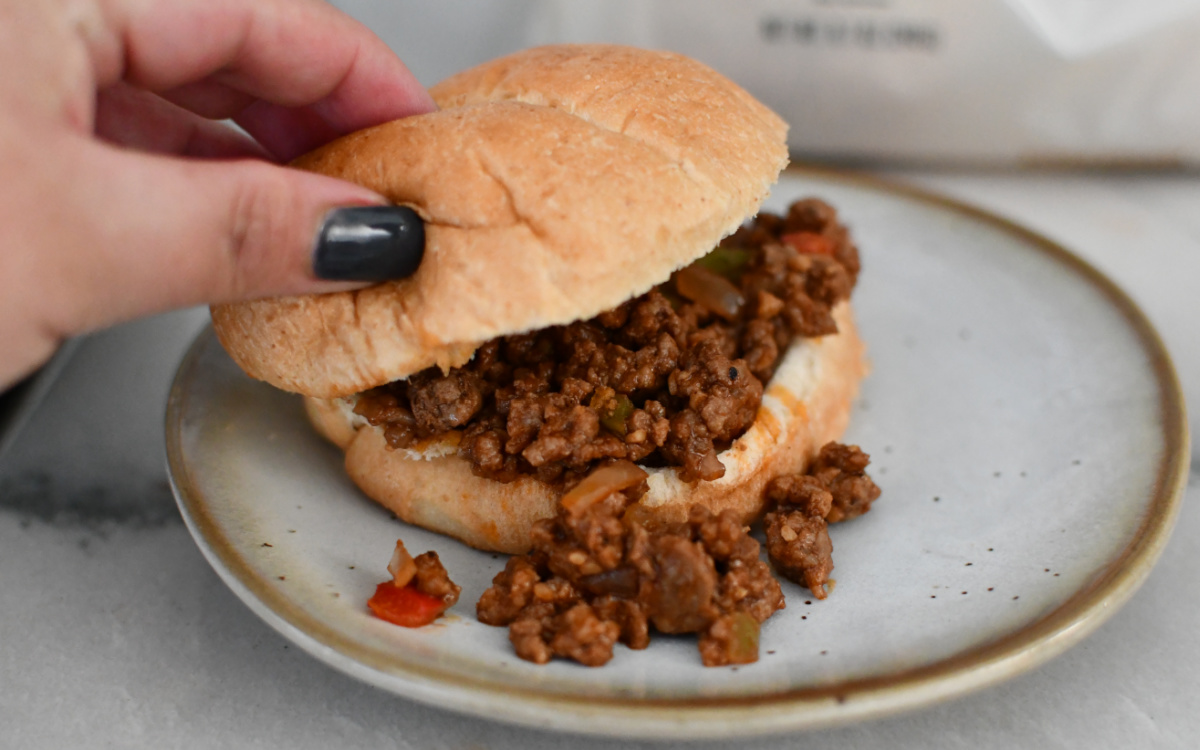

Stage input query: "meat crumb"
[
  {"left": 477, "top": 486, "right": 784, "bottom": 667},
  {"left": 412, "top": 551, "right": 462, "bottom": 608},
  {"left": 763, "top": 443, "right": 881, "bottom": 598},
  {"left": 473, "top": 444, "right": 881, "bottom": 666}
]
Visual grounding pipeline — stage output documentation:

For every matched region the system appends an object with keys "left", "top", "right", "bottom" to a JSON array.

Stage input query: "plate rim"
[{"left": 165, "top": 166, "right": 1190, "bottom": 738}]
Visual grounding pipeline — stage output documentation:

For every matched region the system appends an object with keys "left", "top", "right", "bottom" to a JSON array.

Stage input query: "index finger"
[{"left": 99, "top": 0, "right": 435, "bottom": 158}]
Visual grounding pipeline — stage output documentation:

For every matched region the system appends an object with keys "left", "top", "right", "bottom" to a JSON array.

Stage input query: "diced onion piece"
[
  {"left": 697, "top": 450, "right": 727, "bottom": 482},
  {"left": 780, "top": 231, "right": 834, "bottom": 256},
  {"left": 675, "top": 265, "right": 745, "bottom": 320},
  {"left": 387, "top": 539, "right": 417, "bottom": 588},
  {"left": 560, "top": 460, "right": 648, "bottom": 516},
  {"left": 726, "top": 612, "right": 761, "bottom": 664}
]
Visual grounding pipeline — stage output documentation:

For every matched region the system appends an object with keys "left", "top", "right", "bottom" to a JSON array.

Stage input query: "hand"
[{"left": 0, "top": 0, "right": 435, "bottom": 389}]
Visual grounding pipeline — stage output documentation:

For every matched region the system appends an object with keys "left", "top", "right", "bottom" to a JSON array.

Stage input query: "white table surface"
[{"left": 1, "top": 170, "right": 1196, "bottom": 749}]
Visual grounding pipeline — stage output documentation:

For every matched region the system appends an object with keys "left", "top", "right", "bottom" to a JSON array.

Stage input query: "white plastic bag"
[{"left": 335, "top": 0, "right": 1200, "bottom": 166}]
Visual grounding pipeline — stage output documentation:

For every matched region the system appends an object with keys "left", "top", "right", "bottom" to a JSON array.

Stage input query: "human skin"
[{"left": 0, "top": 0, "right": 435, "bottom": 390}]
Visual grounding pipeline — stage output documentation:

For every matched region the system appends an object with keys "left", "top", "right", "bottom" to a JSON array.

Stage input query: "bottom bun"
[{"left": 306, "top": 303, "right": 867, "bottom": 554}]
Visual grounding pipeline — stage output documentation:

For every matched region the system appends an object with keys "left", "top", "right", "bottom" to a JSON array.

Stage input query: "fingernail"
[{"left": 312, "top": 205, "right": 425, "bottom": 281}]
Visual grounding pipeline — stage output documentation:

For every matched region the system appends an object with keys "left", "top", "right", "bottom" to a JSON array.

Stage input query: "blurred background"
[{"left": 333, "top": 0, "right": 1200, "bottom": 167}]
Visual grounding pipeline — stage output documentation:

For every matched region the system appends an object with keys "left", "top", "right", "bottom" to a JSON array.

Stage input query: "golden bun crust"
[
  {"left": 212, "top": 45, "right": 788, "bottom": 398},
  {"left": 309, "top": 304, "right": 866, "bottom": 554}
]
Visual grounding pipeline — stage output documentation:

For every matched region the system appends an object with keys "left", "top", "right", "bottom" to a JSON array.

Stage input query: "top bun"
[{"left": 212, "top": 45, "right": 789, "bottom": 398}]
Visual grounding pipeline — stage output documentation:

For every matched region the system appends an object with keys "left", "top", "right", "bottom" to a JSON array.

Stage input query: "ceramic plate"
[{"left": 166, "top": 170, "right": 1188, "bottom": 738}]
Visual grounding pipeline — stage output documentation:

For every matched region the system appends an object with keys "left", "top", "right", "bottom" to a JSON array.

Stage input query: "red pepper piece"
[
  {"left": 780, "top": 231, "right": 834, "bottom": 256},
  {"left": 367, "top": 581, "right": 448, "bottom": 627}
]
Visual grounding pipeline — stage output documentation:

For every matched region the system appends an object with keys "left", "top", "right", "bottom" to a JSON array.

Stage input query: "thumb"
[{"left": 43, "top": 140, "right": 422, "bottom": 338}]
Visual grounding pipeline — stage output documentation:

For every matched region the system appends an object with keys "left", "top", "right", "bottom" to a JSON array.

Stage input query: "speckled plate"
[{"left": 165, "top": 170, "right": 1188, "bottom": 739}]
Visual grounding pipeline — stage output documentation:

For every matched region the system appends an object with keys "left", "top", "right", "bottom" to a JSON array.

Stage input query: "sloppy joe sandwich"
[{"left": 211, "top": 44, "right": 869, "bottom": 555}]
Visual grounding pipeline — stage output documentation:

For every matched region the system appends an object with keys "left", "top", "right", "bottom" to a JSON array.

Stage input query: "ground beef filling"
[
  {"left": 352, "top": 198, "right": 861, "bottom": 485},
  {"left": 473, "top": 442, "right": 880, "bottom": 667},
  {"left": 476, "top": 477, "right": 785, "bottom": 667},
  {"left": 763, "top": 443, "right": 882, "bottom": 599}
]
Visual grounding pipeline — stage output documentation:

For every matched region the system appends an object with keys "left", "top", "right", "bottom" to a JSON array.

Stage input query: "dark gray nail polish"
[{"left": 312, "top": 205, "right": 425, "bottom": 281}]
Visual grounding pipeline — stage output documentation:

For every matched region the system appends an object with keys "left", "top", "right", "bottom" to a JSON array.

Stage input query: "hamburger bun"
[
  {"left": 211, "top": 44, "right": 788, "bottom": 399},
  {"left": 210, "top": 45, "right": 867, "bottom": 554}
]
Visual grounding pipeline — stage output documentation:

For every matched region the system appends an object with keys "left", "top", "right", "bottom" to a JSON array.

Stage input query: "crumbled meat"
[
  {"left": 411, "top": 551, "right": 461, "bottom": 607},
  {"left": 354, "top": 198, "right": 862, "bottom": 486},
  {"left": 618, "top": 292, "right": 689, "bottom": 349},
  {"left": 763, "top": 510, "right": 834, "bottom": 599},
  {"left": 783, "top": 198, "right": 863, "bottom": 285},
  {"left": 503, "top": 395, "right": 547, "bottom": 455},
  {"left": 477, "top": 556, "right": 543, "bottom": 626},
  {"left": 660, "top": 411, "right": 726, "bottom": 482},
  {"left": 477, "top": 490, "right": 784, "bottom": 667},
  {"left": 507, "top": 600, "right": 621, "bottom": 667},
  {"left": 548, "top": 603, "right": 622, "bottom": 667},
  {"left": 473, "top": 444, "right": 876, "bottom": 665},
  {"left": 763, "top": 442, "right": 881, "bottom": 598},
  {"left": 521, "top": 403, "right": 601, "bottom": 467},
  {"left": 459, "top": 417, "right": 521, "bottom": 482},
  {"left": 508, "top": 609, "right": 555, "bottom": 664},
  {"left": 668, "top": 341, "right": 761, "bottom": 444},
  {"left": 352, "top": 390, "right": 419, "bottom": 449},
  {"left": 717, "top": 556, "right": 787, "bottom": 624},
  {"left": 644, "top": 534, "right": 719, "bottom": 633},
  {"left": 592, "top": 594, "right": 651, "bottom": 649},
  {"left": 811, "top": 442, "right": 882, "bottom": 522},
  {"left": 407, "top": 370, "right": 485, "bottom": 434},
  {"left": 765, "top": 475, "right": 834, "bottom": 519},
  {"left": 688, "top": 506, "right": 783, "bottom": 625},
  {"left": 692, "top": 504, "right": 761, "bottom": 563},
  {"left": 740, "top": 317, "right": 782, "bottom": 382},
  {"left": 535, "top": 490, "right": 627, "bottom": 579}
]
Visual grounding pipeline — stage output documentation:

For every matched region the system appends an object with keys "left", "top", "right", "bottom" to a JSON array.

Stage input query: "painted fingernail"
[{"left": 312, "top": 205, "right": 425, "bottom": 281}]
